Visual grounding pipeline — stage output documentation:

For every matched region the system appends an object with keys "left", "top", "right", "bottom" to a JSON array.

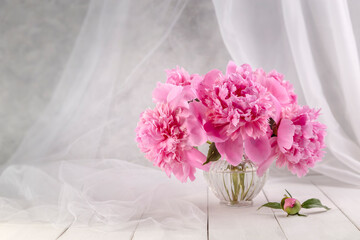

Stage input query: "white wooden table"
[{"left": 1, "top": 176, "right": 359, "bottom": 240}]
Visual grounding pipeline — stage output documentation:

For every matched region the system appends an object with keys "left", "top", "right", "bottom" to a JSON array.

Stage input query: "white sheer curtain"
[
  {"left": 0, "top": 0, "right": 232, "bottom": 230},
  {"left": 212, "top": 0, "right": 360, "bottom": 185}
]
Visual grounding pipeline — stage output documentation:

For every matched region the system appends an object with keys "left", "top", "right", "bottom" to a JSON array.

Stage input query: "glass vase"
[{"left": 204, "top": 156, "right": 268, "bottom": 206}]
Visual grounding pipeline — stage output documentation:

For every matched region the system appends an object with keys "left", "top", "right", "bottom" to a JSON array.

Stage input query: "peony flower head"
[
  {"left": 197, "top": 65, "right": 275, "bottom": 141},
  {"left": 158, "top": 67, "right": 202, "bottom": 105},
  {"left": 275, "top": 105, "right": 326, "bottom": 177},
  {"left": 267, "top": 70, "right": 297, "bottom": 106},
  {"left": 194, "top": 62, "right": 276, "bottom": 166},
  {"left": 137, "top": 82, "right": 208, "bottom": 182},
  {"left": 253, "top": 68, "right": 297, "bottom": 108},
  {"left": 136, "top": 102, "right": 208, "bottom": 182},
  {"left": 166, "top": 66, "right": 191, "bottom": 86}
]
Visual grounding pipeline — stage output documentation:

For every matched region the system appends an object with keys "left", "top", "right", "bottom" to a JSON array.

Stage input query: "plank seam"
[
  {"left": 207, "top": 187, "right": 209, "bottom": 240},
  {"left": 262, "top": 189, "right": 289, "bottom": 240},
  {"left": 311, "top": 180, "right": 360, "bottom": 231},
  {"left": 130, "top": 211, "right": 145, "bottom": 240},
  {"left": 56, "top": 221, "right": 74, "bottom": 240}
]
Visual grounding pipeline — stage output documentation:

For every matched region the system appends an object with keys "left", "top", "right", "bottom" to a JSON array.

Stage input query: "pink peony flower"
[
  {"left": 136, "top": 102, "right": 208, "bottom": 182},
  {"left": 252, "top": 68, "right": 297, "bottom": 108},
  {"left": 152, "top": 82, "right": 195, "bottom": 108},
  {"left": 203, "top": 67, "right": 274, "bottom": 140},
  {"left": 137, "top": 83, "right": 208, "bottom": 182},
  {"left": 166, "top": 66, "right": 192, "bottom": 86},
  {"left": 267, "top": 70, "right": 297, "bottom": 106},
  {"left": 156, "top": 67, "right": 203, "bottom": 106},
  {"left": 275, "top": 105, "right": 326, "bottom": 177},
  {"left": 195, "top": 62, "right": 275, "bottom": 165}
]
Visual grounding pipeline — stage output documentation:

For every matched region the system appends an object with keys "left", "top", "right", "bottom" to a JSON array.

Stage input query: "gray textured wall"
[
  {"left": 0, "top": 0, "right": 231, "bottom": 163},
  {"left": 0, "top": 0, "right": 90, "bottom": 162}
]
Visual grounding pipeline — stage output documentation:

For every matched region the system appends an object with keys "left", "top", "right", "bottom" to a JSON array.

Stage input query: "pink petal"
[
  {"left": 293, "top": 114, "right": 307, "bottom": 126},
  {"left": 189, "top": 101, "right": 207, "bottom": 124},
  {"left": 196, "top": 69, "right": 222, "bottom": 101},
  {"left": 270, "top": 95, "right": 282, "bottom": 123},
  {"left": 276, "top": 154, "right": 287, "bottom": 168},
  {"left": 244, "top": 135, "right": 271, "bottom": 165},
  {"left": 152, "top": 82, "right": 172, "bottom": 103},
  {"left": 182, "top": 85, "right": 196, "bottom": 101},
  {"left": 302, "top": 124, "right": 313, "bottom": 138},
  {"left": 284, "top": 198, "right": 297, "bottom": 209},
  {"left": 190, "top": 74, "right": 203, "bottom": 91},
  {"left": 184, "top": 148, "right": 209, "bottom": 171},
  {"left": 226, "top": 61, "right": 237, "bottom": 75},
  {"left": 203, "top": 69, "right": 222, "bottom": 87},
  {"left": 264, "top": 77, "right": 289, "bottom": 105},
  {"left": 277, "top": 119, "right": 295, "bottom": 152},
  {"left": 171, "top": 164, "right": 184, "bottom": 182},
  {"left": 256, "top": 152, "right": 276, "bottom": 177},
  {"left": 186, "top": 115, "right": 207, "bottom": 146},
  {"left": 152, "top": 83, "right": 195, "bottom": 109},
  {"left": 167, "top": 85, "right": 188, "bottom": 108},
  {"left": 204, "top": 122, "right": 228, "bottom": 142},
  {"left": 216, "top": 137, "right": 243, "bottom": 166},
  {"left": 188, "top": 167, "right": 196, "bottom": 181}
]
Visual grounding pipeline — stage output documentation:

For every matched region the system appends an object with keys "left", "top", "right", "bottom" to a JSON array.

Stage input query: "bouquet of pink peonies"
[{"left": 135, "top": 62, "right": 326, "bottom": 183}]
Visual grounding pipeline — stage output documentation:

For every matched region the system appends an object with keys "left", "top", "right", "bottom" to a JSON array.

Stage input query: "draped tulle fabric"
[
  {"left": 1, "top": 0, "right": 360, "bottom": 231},
  {"left": 0, "top": 159, "right": 207, "bottom": 230},
  {"left": 212, "top": 0, "right": 360, "bottom": 185},
  {"left": 0, "top": 0, "right": 213, "bottom": 230}
]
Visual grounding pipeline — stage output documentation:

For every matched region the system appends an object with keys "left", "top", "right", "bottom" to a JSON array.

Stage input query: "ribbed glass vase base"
[
  {"left": 204, "top": 158, "right": 268, "bottom": 207},
  {"left": 220, "top": 200, "right": 253, "bottom": 207}
]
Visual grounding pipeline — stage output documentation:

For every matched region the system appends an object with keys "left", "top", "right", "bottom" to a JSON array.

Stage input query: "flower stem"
[
  {"left": 240, "top": 171, "right": 245, "bottom": 200},
  {"left": 243, "top": 167, "right": 254, "bottom": 199},
  {"left": 222, "top": 174, "right": 231, "bottom": 202}
]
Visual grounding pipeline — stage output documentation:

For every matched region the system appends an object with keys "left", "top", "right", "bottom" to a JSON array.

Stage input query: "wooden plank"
[
  {"left": 58, "top": 226, "right": 134, "bottom": 240},
  {"left": 0, "top": 223, "right": 65, "bottom": 240},
  {"left": 208, "top": 188, "right": 287, "bottom": 240},
  {"left": 132, "top": 187, "right": 208, "bottom": 240},
  {"left": 263, "top": 177, "right": 360, "bottom": 240},
  {"left": 132, "top": 226, "right": 206, "bottom": 240},
  {"left": 310, "top": 175, "right": 360, "bottom": 230}
]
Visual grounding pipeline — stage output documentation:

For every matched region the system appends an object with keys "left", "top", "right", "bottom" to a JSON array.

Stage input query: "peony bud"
[
  {"left": 280, "top": 197, "right": 288, "bottom": 210},
  {"left": 283, "top": 198, "right": 301, "bottom": 215},
  {"left": 258, "top": 190, "right": 329, "bottom": 217}
]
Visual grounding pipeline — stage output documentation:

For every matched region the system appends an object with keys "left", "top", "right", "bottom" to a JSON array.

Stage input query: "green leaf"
[
  {"left": 203, "top": 142, "right": 221, "bottom": 165},
  {"left": 285, "top": 189, "right": 293, "bottom": 198},
  {"left": 257, "top": 202, "right": 282, "bottom": 210},
  {"left": 301, "top": 198, "right": 330, "bottom": 210},
  {"left": 269, "top": 118, "right": 278, "bottom": 137}
]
